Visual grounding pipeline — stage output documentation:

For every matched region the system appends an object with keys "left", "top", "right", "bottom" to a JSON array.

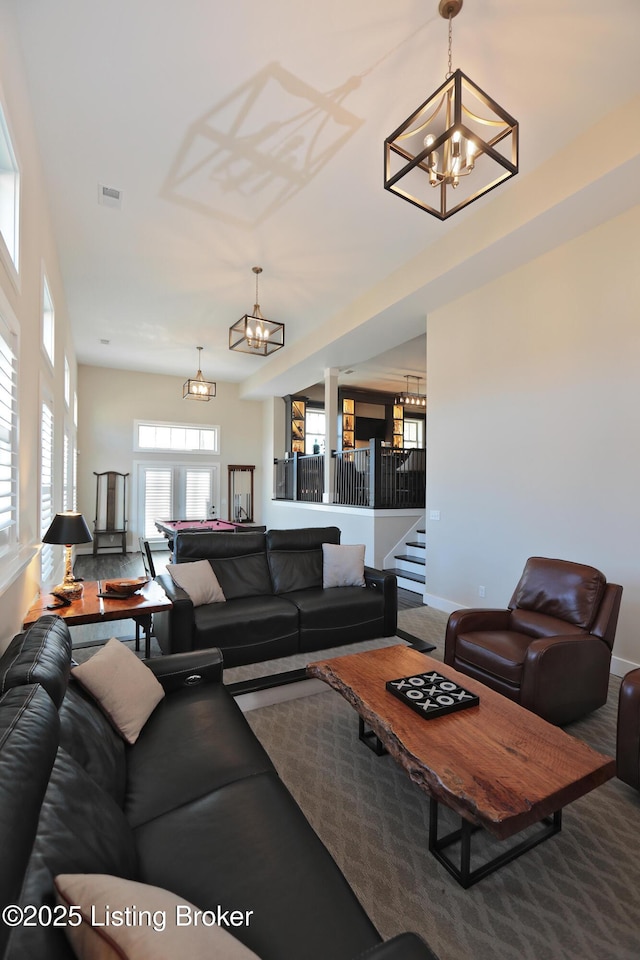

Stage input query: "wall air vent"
[{"left": 97, "top": 183, "right": 122, "bottom": 209}]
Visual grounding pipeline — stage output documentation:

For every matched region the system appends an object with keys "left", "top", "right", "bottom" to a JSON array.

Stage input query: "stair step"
[
  {"left": 394, "top": 553, "right": 425, "bottom": 567},
  {"left": 384, "top": 566, "right": 426, "bottom": 584},
  {"left": 405, "top": 541, "right": 425, "bottom": 549}
]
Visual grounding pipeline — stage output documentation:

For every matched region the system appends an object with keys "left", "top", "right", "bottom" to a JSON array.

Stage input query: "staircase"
[{"left": 384, "top": 527, "right": 426, "bottom": 595}]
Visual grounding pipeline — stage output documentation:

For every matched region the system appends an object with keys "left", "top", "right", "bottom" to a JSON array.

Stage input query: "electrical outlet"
[
  {"left": 429, "top": 510, "right": 440, "bottom": 521},
  {"left": 478, "top": 586, "right": 486, "bottom": 598}
]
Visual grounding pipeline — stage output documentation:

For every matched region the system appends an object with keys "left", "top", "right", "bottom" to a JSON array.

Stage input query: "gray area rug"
[
  {"left": 70, "top": 606, "right": 435, "bottom": 668},
  {"left": 244, "top": 605, "right": 640, "bottom": 960}
]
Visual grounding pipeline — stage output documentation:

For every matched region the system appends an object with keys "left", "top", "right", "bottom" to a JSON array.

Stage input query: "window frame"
[
  {"left": 42, "top": 271, "right": 55, "bottom": 368},
  {"left": 133, "top": 419, "right": 220, "bottom": 455},
  {"left": 39, "top": 390, "right": 55, "bottom": 583},
  {"left": 0, "top": 94, "right": 20, "bottom": 285},
  {"left": 0, "top": 307, "right": 18, "bottom": 561}
]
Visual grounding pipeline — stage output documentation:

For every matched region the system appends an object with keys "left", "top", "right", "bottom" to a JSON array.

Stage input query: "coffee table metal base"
[
  {"left": 358, "top": 717, "right": 562, "bottom": 887},
  {"left": 359, "top": 717, "right": 388, "bottom": 756},
  {"left": 428, "top": 800, "right": 562, "bottom": 888}
]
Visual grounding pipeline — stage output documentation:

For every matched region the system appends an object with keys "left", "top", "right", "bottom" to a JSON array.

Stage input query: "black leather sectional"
[
  {"left": 0, "top": 615, "right": 438, "bottom": 960},
  {"left": 154, "top": 526, "right": 398, "bottom": 665}
]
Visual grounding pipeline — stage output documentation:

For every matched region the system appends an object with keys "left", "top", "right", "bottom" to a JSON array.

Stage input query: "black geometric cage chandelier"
[
  {"left": 229, "top": 266, "right": 285, "bottom": 356},
  {"left": 384, "top": 0, "right": 518, "bottom": 220}
]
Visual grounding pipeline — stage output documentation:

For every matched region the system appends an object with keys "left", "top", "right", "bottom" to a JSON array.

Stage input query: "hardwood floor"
[{"left": 74, "top": 549, "right": 170, "bottom": 581}]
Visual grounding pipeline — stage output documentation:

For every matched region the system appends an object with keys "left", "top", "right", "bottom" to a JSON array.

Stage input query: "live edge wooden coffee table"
[
  {"left": 24, "top": 580, "right": 172, "bottom": 660},
  {"left": 307, "top": 645, "right": 615, "bottom": 888}
]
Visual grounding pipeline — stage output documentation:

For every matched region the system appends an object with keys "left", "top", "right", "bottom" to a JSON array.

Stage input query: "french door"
[{"left": 135, "top": 462, "right": 220, "bottom": 540}]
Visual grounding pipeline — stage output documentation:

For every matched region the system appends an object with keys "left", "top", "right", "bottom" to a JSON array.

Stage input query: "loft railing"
[{"left": 273, "top": 440, "right": 425, "bottom": 509}]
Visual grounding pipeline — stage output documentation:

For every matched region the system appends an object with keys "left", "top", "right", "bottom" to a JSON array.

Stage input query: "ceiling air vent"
[{"left": 97, "top": 183, "right": 122, "bottom": 209}]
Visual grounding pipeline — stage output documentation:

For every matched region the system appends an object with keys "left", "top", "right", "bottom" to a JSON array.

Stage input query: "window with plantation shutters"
[
  {"left": 143, "top": 468, "right": 173, "bottom": 539},
  {"left": 0, "top": 319, "right": 17, "bottom": 558},
  {"left": 40, "top": 399, "right": 54, "bottom": 581},
  {"left": 185, "top": 469, "right": 213, "bottom": 518},
  {"left": 136, "top": 463, "right": 219, "bottom": 541}
]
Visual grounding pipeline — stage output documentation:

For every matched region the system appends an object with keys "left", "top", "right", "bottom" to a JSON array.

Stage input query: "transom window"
[
  {"left": 64, "top": 356, "right": 70, "bottom": 407},
  {"left": 134, "top": 420, "right": 219, "bottom": 454},
  {"left": 0, "top": 104, "right": 20, "bottom": 273},
  {"left": 42, "top": 275, "right": 54, "bottom": 366}
]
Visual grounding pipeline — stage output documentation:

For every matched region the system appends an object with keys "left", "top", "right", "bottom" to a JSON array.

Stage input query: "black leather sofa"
[
  {"left": 0, "top": 615, "right": 437, "bottom": 960},
  {"left": 154, "top": 526, "right": 398, "bottom": 665}
]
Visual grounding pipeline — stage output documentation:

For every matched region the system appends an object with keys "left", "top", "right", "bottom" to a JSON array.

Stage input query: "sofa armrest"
[
  {"left": 353, "top": 933, "right": 440, "bottom": 960},
  {"left": 153, "top": 573, "right": 195, "bottom": 654},
  {"left": 364, "top": 566, "right": 397, "bottom": 636},
  {"left": 144, "top": 648, "right": 224, "bottom": 693},
  {"left": 617, "top": 668, "right": 640, "bottom": 789}
]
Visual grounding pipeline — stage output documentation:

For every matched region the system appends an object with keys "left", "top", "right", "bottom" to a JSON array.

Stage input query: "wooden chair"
[{"left": 138, "top": 537, "right": 156, "bottom": 579}]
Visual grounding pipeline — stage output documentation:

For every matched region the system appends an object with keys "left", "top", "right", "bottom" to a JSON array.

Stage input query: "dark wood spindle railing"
[{"left": 274, "top": 441, "right": 425, "bottom": 509}]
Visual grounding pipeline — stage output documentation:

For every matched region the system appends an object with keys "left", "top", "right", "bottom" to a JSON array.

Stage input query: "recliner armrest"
[
  {"left": 353, "top": 933, "right": 440, "bottom": 960},
  {"left": 144, "top": 648, "right": 224, "bottom": 693},
  {"left": 521, "top": 633, "right": 611, "bottom": 725},
  {"left": 445, "top": 608, "right": 512, "bottom": 663}
]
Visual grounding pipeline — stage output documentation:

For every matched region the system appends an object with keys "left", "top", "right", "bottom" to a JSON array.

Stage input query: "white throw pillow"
[
  {"left": 167, "top": 560, "right": 225, "bottom": 606},
  {"left": 322, "top": 543, "right": 366, "bottom": 588},
  {"left": 55, "top": 874, "right": 262, "bottom": 960},
  {"left": 71, "top": 639, "right": 164, "bottom": 745}
]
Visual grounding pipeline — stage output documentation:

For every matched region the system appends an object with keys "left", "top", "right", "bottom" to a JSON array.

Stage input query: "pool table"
[{"left": 154, "top": 518, "right": 266, "bottom": 549}]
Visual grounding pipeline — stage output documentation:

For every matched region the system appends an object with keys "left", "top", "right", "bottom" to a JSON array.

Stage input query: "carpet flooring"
[{"left": 243, "top": 604, "right": 640, "bottom": 960}]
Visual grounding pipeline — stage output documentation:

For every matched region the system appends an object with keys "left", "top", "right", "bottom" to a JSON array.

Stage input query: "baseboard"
[
  {"left": 611, "top": 655, "right": 640, "bottom": 679},
  {"left": 426, "top": 595, "right": 638, "bottom": 680},
  {"left": 423, "top": 593, "right": 461, "bottom": 615}
]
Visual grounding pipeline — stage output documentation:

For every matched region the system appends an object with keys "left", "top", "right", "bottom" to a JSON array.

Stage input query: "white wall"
[
  {"left": 0, "top": 5, "right": 77, "bottom": 650},
  {"left": 264, "top": 500, "right": 423, "bottom": 570},
  {"left": 77, "top": 366, "right": 264, "bottom": 547},
  {"left": 426, "top": 202, "right": 640, "bottom": 673}
]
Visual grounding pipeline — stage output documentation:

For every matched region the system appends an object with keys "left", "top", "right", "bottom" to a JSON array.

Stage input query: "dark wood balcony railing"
[{"left": 273, "top": 440, "right": 425, "bottom": 509}]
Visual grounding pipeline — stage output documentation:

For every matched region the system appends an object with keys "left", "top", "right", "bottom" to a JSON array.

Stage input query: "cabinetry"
[
  {"left": 285, "top": 396, "right": 307, "bottom": 454},
  {"left": 341, "top": 398, "right": 354, "bottom": 449},
  {"left": 392, "top": 404, "right": 404, "bottom": 448}
]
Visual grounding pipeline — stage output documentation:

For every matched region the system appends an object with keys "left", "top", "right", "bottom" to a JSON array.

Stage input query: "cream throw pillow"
[
  {"left": 71, "top": 639, "right": 164, "bottom": 745},
  {"left": 167, "top": 560, "right": 225, "bottom": 606},
  {"left": 55, "top": 874, "right": 262, "bottom": 960},
  {"left": 322, "top": 543, "right": 366, "bottom": 588}
]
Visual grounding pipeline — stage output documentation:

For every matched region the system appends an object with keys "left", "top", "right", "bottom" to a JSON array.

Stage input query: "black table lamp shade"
[
  {"left": 43, "top": 512, "right": 93, "bottom": 546},
  {"left": 42, "top": 512, "right": 92, "bottom": 601}
]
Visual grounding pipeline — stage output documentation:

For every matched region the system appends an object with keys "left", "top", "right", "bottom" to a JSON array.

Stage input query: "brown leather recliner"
[
  {"left": 444, "top": 557, "right": 623, "bottom": 725},
  {"left": 617, "top": 669, "right": 640, "bottom": 790}
]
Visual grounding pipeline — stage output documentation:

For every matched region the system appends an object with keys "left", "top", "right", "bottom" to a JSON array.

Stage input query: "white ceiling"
[{"left": 9, "top": 0, "right": 640, "bottom": 397}]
